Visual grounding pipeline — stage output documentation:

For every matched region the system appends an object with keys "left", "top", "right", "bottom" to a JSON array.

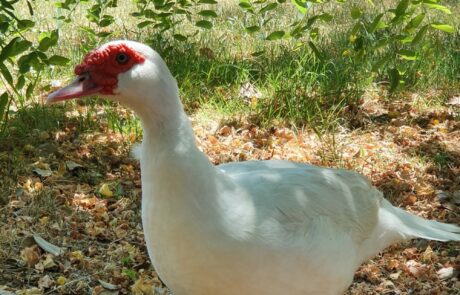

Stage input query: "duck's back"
[{"left": 218, "top": 159, "right": 382, "bottom": 246}]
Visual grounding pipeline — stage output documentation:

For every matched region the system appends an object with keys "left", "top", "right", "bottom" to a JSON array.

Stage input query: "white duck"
[{"left": 48, "top": 40, "right": 460, "bottom": 295}]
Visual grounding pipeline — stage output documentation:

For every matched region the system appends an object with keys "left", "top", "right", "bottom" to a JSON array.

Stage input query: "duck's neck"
[
  {"left": 130, "top": 85, "right": 218, "bottom": 205},
  {"left": 140, "top": 107, "right": 197, "bottom": 157}
]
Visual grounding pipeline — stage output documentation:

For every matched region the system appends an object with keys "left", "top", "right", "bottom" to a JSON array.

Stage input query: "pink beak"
[{"left": 47, "top": 73, "right": 103, "bottom": 104}]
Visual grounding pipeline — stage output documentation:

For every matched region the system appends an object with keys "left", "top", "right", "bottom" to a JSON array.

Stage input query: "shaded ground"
[{"left": 0, "top": 94, "right": 459, "bottom": 294}]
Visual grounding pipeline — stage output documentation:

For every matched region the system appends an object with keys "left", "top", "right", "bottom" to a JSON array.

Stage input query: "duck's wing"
[
  {"left": 218, "top": 160, "right": 460, "bottom": 258},
  {"left": 217, "top": 160, "right": 382, "bottom": 246}
]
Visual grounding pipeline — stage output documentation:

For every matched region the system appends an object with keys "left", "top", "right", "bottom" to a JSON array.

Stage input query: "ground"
[{"left": 0, "top": 91, "right": 459, "bottom": 294}]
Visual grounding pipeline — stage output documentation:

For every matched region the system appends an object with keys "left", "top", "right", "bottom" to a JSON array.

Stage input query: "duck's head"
[{"left": 47, "top": 40, "right": 180, "bottom": 117}]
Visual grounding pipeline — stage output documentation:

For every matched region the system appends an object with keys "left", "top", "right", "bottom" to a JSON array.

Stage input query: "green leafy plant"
[
  {"left": 0, "top": 0, "right": 457, "bottom": 131},
  {"left": 0, "top": 0, "right": 69, "bottom": 132}
]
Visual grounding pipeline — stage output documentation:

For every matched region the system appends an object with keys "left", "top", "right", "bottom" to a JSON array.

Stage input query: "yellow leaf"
[
  {"left": 70, "top": 250, "right": 84, "bottom": 263},
  {"left": 39, "top": 216, "right": 49, "bottom": 225},
  {"left": 388, "top": 111, "right": 400, "bottom": 118},
  {"left": 348, "top": 35, "right": 357, "bottom": 43},
  {"left": 99, "top": 183, "right": 113, "bottom": 198},
  {"left": 56, "top": 276, "right": 66, "bottom": 285},
  {"left": 131, "top": 277, "right": 154, "bottom": 295}
]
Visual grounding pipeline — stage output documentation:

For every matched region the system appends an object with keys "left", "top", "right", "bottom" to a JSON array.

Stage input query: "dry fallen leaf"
[
  {"left": 421, "top": 245, "right": 434, "bottom": 263},
  {"left": 98, "top": 280, "right": 120, "bottom": 290},
  {"left": 33, "top": 168, "right": 52, "bottom": 177},
  {"left": 39, "top": 216, "right": 48, "bottom": 225},
  {"left": 16, "top": 287, "right": 43, "bottom": 295},
  {"left": 33, "top": 234, "right": 62, "bottom": 256},
  {"left": 389, "top": 271, "right": 401, "bottom": 280},
  {"left": 437, "top": 266, "right": 456, "bottom": 280},
  {"left": 446, "top": 96, "right": 460, "bottom": 106},
  {"left": 42, "top": 254, "right": 57, "bottom": 269},
  {"left": 386, "top": 259, "right": 399, "bottom": 271},
  {"left": 131, "top": 278, "right": 154, "bottom": 295},
  {"left": 20, "top": 245, "right": 40, "bottom": 268},
  {"left": 37, "top": 275, "right": 54, "bottom": 289},
  {"left": 66, "top": 160, "right": 83, "bottom": 171},
  {"left": 70, "top": 250, "right": 85, "bottom": 263}
]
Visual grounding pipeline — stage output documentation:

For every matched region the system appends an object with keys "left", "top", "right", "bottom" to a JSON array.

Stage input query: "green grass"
[{"left": 2, "top": 0, "right": 459, "bottom": 138}]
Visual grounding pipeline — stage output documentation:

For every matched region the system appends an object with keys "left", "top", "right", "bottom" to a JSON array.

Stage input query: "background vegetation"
[{"left": 0, "top": 0, "right": 458, "bottom": 134}]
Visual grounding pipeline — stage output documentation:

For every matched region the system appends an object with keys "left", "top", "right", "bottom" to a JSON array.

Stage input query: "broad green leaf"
[
  {"left": 398, "top": 35, "right": 413, "bottom": 44},
  {"left": 431, "top": 23, "right": 455, "bottom": 33},
  {"left": 405, "top": 13, "right": 425, "bottom": 32},
  {"left": 351, "top": 22, "right": 362, "bottom": 35},
  {"left": 195, "top": 20, "right": 213, "bottom": 29},
  {"left": 351, "top": 7, "right": 362, "bottom": 19},
  {"left": 423, "top": 3, "right": 451, "bottom": 14},
  {"left": 368, "top": 13, "right": 385, "bottom": 33},
  {"left": 0, "top": 92, "right": 8, "bottom": 119},
  {"left": 251, "top": 50, "right": 265, "bottom": 57},
  {"left": 260, "top": 3, "right": 277, "bottom": 14},
  {"left": 14, "top": 40, "right": 32, "bottom": 56},
  {"left": 412, "top": 25, "right": 428, "bottom": 45},
  {"left": 291, "top": 0, "right": 307, "bottom": 14},
  {"left": 26, "top": 0, "right": 34, "bottom": 15},
  {"left": 144, "top": 9, "right": 156, "bottom": 19},
  {"left": 290, "top": 24, "right": 308, "bottom": 38},
  {"left": 245, "top": 25, "right": 260, "bottom": 33},
  {"left": 373, "top": 38, "right": 389, "bottom": 49},
  {"left": 38, "top": 30, "right": 59, "bottom": 52},
  {"left": 18, "top": 52, "right": 38, "bottom": 73},
  {"left": 99, "top": 15, "right": 114, "bottom": 27},
  {"left": 48, "top": 55, "right": 70, "bottom": 66},
  {"left": 398, "top": 49, "right": 417, "bottom": 60},
  {"left": 371, "top": 55, "right": 390, "bottom": 72},
  {"left": 198, "top": 10, "right": 217, "bottom": 18},
  {"left": 318, "top": 13, "right": 333, "bottom": 22},
  {"left": 157, "top": 12, "right": 173, "bottom": 18},
  {"left": 308, "top": 41, "right": 323, "bottom": 60},
  {"left": 266, "top": 30, "right": 285, "bottom": 40},
  {"left": 0, "top": 63, "right": 13, "bottom": 85},
  {"left": 26, "top": 83, "right": 34, "bottom": 99},
  {"left": 239, "top": 0, "right": 253, "bottom": 12},
  {"left": 395, "top": 0, "right": 410, "bottom": 17},
  {"left": 16, "top": 75, "right": 25, "bottom": 90},
  {"left": 17, "top": 19, "right": 35, "bottom": 30},
  {"left": 97, "top": 31, "right": 112, "bottom": 38},
  {"left": 137, "top": 21, "right": 154, "bottom": 28},
  {"left": 0, "top": 37, "right": 32, "bottom": 61},
  {"left": 173, "top": 34, "right": 187, "bottom": 41},
  {"left": 0, "top": 21, "right": 9, "bottom": 33},
  {"left": 263, "top": 16, "right": 273, "bottom": 26},
  {"left": 310, "top": 27, "right": 319, "bottom": 40},
  {"left": 199, "top": 0, "right": 218, "bottom": 3},
  {"left": 305, "top": 14, "right": 330, "bottom": 29},
  {"left": 388, "top": 68, "right": 401, "bottom": 92}
]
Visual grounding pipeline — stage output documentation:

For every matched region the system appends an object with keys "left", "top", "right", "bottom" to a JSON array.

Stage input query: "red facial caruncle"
[{"left": 75, "top": 43, "right": 146, "bottom": 95}]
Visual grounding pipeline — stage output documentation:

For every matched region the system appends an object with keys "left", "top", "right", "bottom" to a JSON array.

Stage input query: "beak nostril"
[{"left": 78, "top": 75, "right": 87, "bottom": 82}]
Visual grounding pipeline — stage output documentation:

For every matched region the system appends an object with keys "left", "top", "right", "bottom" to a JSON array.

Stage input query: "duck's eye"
[{"left": 116, "top": 53, "right": 129, "bottom": 64}]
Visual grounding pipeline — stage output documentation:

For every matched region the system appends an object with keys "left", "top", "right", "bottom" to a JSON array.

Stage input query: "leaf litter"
[{"left": 0, "top": 93, "right": 459, "bottom": 294}]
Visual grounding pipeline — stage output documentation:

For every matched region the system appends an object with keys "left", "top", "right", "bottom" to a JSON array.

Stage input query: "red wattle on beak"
[{"left": 47, "top": 73, "right": 103, "bottom": 104}]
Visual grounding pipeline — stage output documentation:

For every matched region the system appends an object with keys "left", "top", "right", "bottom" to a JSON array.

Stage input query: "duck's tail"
[{"left": 381, "top": 199, "right": 460, "bottom": 242}]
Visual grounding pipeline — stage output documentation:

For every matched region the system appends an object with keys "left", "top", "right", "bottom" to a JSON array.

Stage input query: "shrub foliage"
[{"left": 0, "top": 0, "right": 455, "bottom": 129}]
